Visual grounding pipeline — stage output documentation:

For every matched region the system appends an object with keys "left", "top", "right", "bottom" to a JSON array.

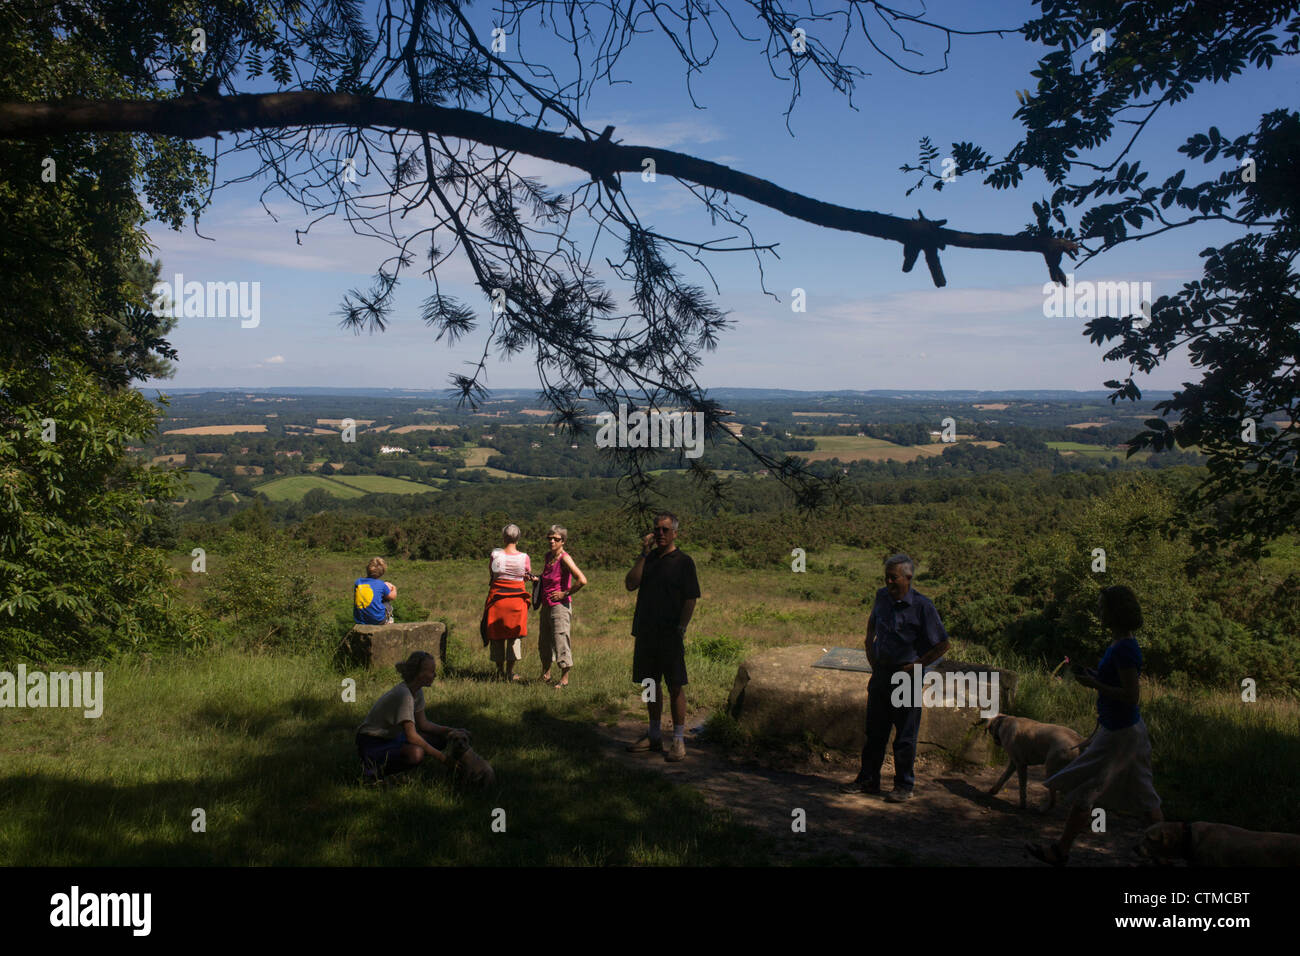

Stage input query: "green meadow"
[{"left": 2, "top": 550, "right": 1295, "bottom": 866}]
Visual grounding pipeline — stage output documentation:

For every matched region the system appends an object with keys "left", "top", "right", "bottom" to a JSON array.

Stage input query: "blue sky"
[{"left": 143, "top": 0, "right": 1294, "bottom": 394}]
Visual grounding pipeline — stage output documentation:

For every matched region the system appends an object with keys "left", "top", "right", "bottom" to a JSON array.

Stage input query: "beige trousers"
[{"left": 538, "top": 604, "right": 573, "bottom": 669}]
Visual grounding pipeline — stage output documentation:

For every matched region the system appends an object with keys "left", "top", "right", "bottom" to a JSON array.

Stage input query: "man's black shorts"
[{"left": 632, "top": 631, "right": 689, "bottom": 688}]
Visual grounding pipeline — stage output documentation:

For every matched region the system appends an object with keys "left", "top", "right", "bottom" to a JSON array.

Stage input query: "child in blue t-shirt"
[{"left": 354, "top": 557, "right": 397, "bottom": 625}]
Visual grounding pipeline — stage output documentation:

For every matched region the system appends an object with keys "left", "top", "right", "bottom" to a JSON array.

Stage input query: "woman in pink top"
[
  {"left": 538, "top": 525, "right": 588, "bottom": 688},
  {"left": 484, "top": 523, "right": 533, "bottom": 682}
]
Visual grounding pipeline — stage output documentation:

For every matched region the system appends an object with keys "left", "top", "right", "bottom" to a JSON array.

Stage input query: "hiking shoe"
[
  {"left": 839, "top": 779, "right": 882, "bottom": 795},
  {"left": 885, "top": 788, "right": 914, "bottom": 803},
  {"left": 626, "top": 734, "right": 664, "bottom": 754},
  {"left": 664, "top": 738, "right": 686, "bottom": 762}
]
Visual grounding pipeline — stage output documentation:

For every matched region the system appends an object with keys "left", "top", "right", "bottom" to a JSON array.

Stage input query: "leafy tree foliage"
[
  {"left": 0, "top": 3, "right": 209, "bottom": 659},
  {"left": 906, "top": 1, "right": 1300, "bottom": 554}
]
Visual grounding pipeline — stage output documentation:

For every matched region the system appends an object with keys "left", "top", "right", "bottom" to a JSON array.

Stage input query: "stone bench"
[
  {"left": 725, "top": 645, "right": 1016, "bottom": 761},
  {"left": 338, "top": 621, "right": 447, "bottom": 671}
]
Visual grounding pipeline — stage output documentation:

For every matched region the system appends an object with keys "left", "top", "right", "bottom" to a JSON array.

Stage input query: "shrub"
[{"left": 200, "top": 532, "right": 330, "bottom": 650}]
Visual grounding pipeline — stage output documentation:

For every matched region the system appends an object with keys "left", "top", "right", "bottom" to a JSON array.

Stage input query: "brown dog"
[
  {"left": 984, "top": 714, "right": 1087, "bottom": 810},
  {"left": 1141, "top": 822, "right": 1300, "bottom": 866},
  {"left": 445, "top": 729, "right": 495, "bottom": 789}
]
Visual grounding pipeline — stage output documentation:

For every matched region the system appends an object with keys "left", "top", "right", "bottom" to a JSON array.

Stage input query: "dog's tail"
[{"left": 1070, "top": 722, "right": 1098, "bottom": 752}]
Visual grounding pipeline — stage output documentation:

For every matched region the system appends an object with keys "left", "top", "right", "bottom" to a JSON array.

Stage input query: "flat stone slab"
[
  {"left": 812, "top": 647, "right": 872, "bottom": 672},
  {"left": 339, "top": 621, "right": 446, "bottom": 671},
  {"left": 726, "top": 645, "right": 1016, "bottom": 760}
]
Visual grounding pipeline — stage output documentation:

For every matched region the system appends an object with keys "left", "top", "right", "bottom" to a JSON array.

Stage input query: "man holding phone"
[{"left": 624, "top": 511, "right": 700, "bottom": 762}]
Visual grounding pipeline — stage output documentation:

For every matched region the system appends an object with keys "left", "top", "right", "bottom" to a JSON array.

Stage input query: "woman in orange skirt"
[{"left": 484, "top": 523, "right": 533, "bottom": 682}]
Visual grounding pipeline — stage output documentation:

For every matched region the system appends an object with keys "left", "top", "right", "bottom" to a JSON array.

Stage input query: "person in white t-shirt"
[{"left": 483, "top": 524, "right": 535, "bottom": 682}]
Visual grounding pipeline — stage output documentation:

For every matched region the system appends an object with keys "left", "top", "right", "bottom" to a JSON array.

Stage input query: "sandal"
[{"left": 1025, "top": 841, "right": 1068, "bottom": 867}]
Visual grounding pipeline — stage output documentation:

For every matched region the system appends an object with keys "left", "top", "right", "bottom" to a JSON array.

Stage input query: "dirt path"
[{"left": 595, "top": 717, "right": 1149, "bottom": 866}]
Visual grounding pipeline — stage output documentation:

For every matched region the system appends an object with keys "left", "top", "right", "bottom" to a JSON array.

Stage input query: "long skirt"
[{"left": 1044, "top": 718, "right": 1161, "bottom": 815}]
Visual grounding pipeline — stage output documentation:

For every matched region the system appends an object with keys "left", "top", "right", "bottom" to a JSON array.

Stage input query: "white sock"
[{"left": 673, "top": 724, "right": 685, "bottom": 741}]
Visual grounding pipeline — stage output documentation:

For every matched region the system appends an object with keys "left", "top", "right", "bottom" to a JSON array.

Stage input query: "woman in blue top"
[{"left": 1027, "top": 585, "right": 1163, "bottom": 866}]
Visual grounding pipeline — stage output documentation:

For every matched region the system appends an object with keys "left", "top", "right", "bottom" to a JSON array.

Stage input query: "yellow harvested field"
[
  {"left": 305, "top": 462, "right": 345, "bottom": 471},
  {"left": 316, "top": 418, "right": 375, "bottom": 426},
  {"left": 234, "top": 465, "right": 264, "bottom": 475},
  {"left": 151, "top": 454, "right": 186, "bottom": 465},
  {"left": 462, "top": 447, "right": 498, "bottom": 467},
  {"left": 521, "top": 409, "right": 552, "bottom": 417},
  {"left": 195, "top": 453, "right": 223, "bottom": 459},
  {"left": 388, "top": 424, "right": 461, "bottom": 434},
  {"left": 795, "top": 436, "right": 1002, "bottom": 463},
  {"left": 163, "top": 424, "right": 268, "bottom": 435},
  {"left": 1066, "top": 421, "right": 1108, "bottom": 429},
  {"left": 973, "top": 403, "right": 1010, "bottom": 410},
  {"left": 720, "top": 422, "right": 744, "bottom": 436}
]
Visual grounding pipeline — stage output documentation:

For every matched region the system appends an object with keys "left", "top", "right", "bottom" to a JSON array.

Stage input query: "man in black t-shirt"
[{"left": 625, "top": 511, "right": 700, "bottom": 762}]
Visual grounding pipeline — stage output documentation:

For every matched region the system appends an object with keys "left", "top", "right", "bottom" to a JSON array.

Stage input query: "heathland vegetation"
[
  {"left": 6, "top": 385, "right": 1296, "bottom": 865},
  {"left": 4, "top": 459, "right": 1297, "bottom": 863}
]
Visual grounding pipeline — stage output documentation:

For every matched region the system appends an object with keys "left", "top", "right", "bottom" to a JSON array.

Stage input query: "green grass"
[
  {"left": 996, "top": 652, "right": 1300, "bottom": 832},
  {"left": 9, "top": 552, "right": 1297, "bottom": 865},
  {"left": 1046, "top": 441, "right": 1153, "bottom": 462},
  {"left": 0, "top": 649, "right": 768, "bottom": 865},
  {"left": 254, "top": 475, "right": 368, "bottom": 501},
  {"left": 179, "top": 471, "right": 221, "bottom": 499},
  {"left": 1046, "top": 441, "right": 1110, "bottom": 452},
  {"left": 794, "top": 434, "right": 949, "bottom": 463},
  {"left": 328, "top": 474, "right": 444, "bottom": 495},
  {"left": 459, "top": 447, "right": 498, "bottom": 468},
  {"left": 461, "top": 466, "right": 555, "bottom": 480}
]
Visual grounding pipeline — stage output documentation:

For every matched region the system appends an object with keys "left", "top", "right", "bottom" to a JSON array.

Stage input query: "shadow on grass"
[
  {"left": 1145, "top": 699, "right": 1300, "bottom": 833},
  {"left": 0, "top": 699, "right": 772, "bottom": 866}
]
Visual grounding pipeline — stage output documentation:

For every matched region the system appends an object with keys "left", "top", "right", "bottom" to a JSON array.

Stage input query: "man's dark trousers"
[{"left": 859, "top": 670, "right": 922, "bottom": 791}]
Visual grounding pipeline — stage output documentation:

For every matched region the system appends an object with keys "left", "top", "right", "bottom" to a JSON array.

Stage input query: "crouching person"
[{"left": 355, "top": 651, "right": 464, "bottom": 780}]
